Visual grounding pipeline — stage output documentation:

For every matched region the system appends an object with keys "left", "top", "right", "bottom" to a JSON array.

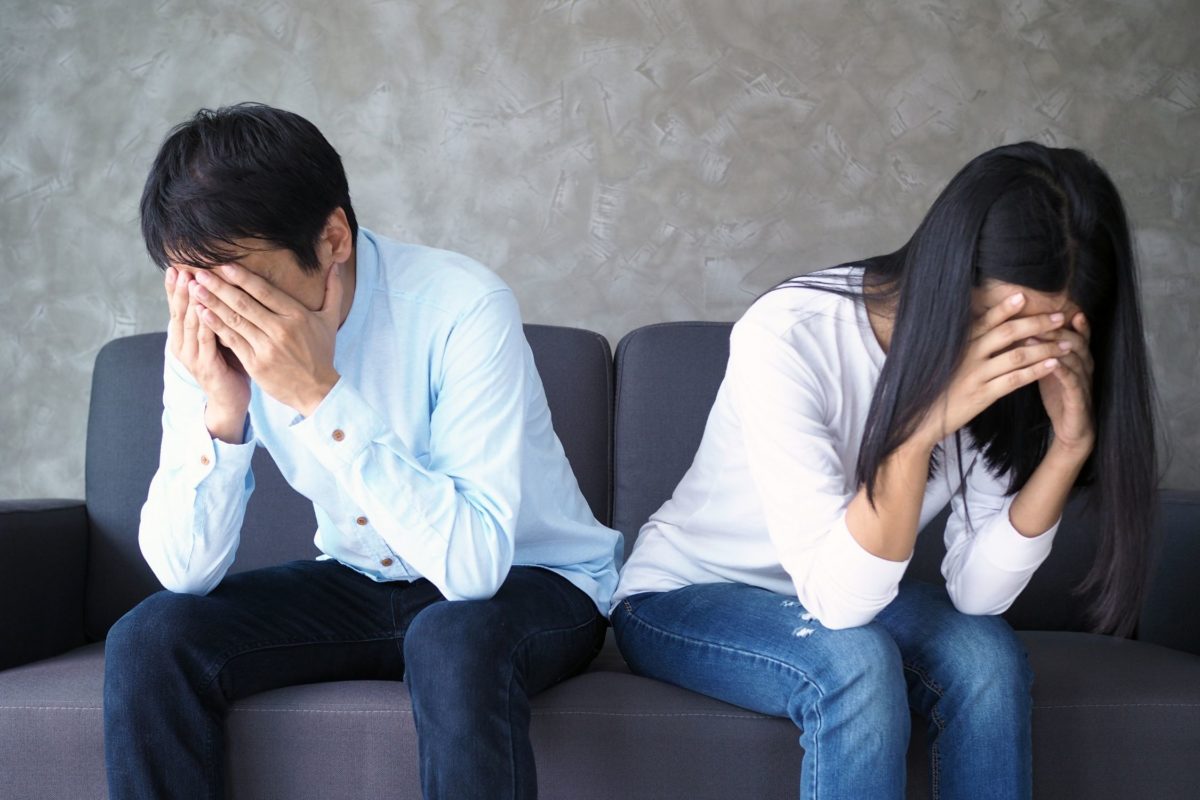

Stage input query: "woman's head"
[{"left": 825, "top": 142, "right": 1155, "bottom": 636}]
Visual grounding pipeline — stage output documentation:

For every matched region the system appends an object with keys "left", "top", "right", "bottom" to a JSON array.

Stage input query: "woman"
[{"left": 610, "top": 142, "right": 1156, "bottom": 799}]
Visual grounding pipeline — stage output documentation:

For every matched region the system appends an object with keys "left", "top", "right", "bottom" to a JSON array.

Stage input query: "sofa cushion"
[
  {"left": 4, "top": 632, "right": 1198, "bottom": 799},
  {"left": 612, "top": 322, "right": 732, "bottom": 557},
  {"left": 82, "top": 326, "right": 613, "bottom": 641}
]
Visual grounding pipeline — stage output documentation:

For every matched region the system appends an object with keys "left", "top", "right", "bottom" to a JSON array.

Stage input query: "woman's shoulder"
[{"left": 737, "top": 265, "right": 865, "bottom": 342}]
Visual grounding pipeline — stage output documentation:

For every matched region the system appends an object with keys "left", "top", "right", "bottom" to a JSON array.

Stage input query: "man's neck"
[{"left": 338, "top": 246, "right": 358, "bottom": 328}]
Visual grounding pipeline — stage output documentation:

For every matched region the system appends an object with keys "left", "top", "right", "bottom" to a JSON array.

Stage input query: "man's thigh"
[
  {"left": 403, "top": 566, "right": 606, "bottom": 695},
  {"left": 111, "top": 559, "right": 444, "bottom": 701}
]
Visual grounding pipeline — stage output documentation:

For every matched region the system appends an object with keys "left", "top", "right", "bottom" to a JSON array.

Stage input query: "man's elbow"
[
  {"left": 154, "top": 572, "right": 218, "bottom": 596},
  {"left": 439, "top": 563, "right": 510, "bottom": 602}
]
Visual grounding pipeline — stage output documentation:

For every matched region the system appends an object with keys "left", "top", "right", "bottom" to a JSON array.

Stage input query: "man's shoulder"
[{"left": 367, "top": 230, "right": 511, "bottom": 319}]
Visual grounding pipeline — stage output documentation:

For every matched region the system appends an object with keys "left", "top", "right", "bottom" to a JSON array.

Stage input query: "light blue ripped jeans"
[{"left": 611, "top": 581, "right": 1032, "bottom": 800}]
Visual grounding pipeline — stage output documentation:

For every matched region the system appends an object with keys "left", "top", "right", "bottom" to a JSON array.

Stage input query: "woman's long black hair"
[{"left": 780, "top": 142, "right": 1157, "bottom": 636}]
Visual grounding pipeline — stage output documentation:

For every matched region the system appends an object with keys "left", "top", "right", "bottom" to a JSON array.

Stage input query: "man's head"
[{"left": 140, "top": 103, "right": 358, "bottom": 277}]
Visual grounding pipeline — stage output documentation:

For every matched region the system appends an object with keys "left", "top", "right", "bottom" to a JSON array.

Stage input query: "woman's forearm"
[
  {"left": 1007, "top": 440, "right": 1089, "bottom": 537},
  {"left": 845, "top": 437, "right": 936, "bottom": 561}
]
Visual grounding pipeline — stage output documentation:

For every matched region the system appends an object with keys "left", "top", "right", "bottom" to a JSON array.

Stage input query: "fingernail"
[
  {"left": 1044, "top": 359, "right": 1059, "bottom": 369},
  {"left": 219, "top": 264, "right": 237, "bottom": 278},
  {"left": 1058, "top": 340, "right": 1071, "bottom": 351},
  {"left": 194, "top": 271, "right": 212, "bottom": 285},
  {"left": 1050, "top": 312, "right": 1065, "bottom": 323},
  {"left": 1009, "top": 293, "right": 1025, "bottom": 307}
]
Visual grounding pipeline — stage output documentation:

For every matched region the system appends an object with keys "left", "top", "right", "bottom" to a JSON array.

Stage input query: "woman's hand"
[
  {"left": 913, "top": 292, "right": 1068, "bottom": 449},
  {"left": 1036, "top": 312, "right": 1095, "bottom": 460},
  {"left": 165, "top": 266, "right": 251, "bottom": 442}
]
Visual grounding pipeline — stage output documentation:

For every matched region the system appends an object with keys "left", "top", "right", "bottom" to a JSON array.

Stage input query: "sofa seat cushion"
[{"left": 3, "top": 633, "right": 1198, "bottom": 799}]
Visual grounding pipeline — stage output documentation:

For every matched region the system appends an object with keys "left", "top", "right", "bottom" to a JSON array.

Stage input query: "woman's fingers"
[
  {"left": 971, "top": 292, "right": 1026, "bottom": 339},
  {"left": 976, "top": 338, "right": 1067, "bottom": 384},
  {"left": 981, "top": 355, "right": 1060, "bottom": 404},
  {"left": 975, "top": 312, "right": 1066, "bottom": 358}
]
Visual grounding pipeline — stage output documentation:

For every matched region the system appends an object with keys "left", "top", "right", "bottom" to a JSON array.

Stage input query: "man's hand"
[
  {"left": 190, "top": 263, "right": 343, "bottom": 417},
  {"left": 165, "top": 266, "right": 251, "bottom": 443}
]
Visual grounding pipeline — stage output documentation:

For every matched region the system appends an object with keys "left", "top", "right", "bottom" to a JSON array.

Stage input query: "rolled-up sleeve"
[{"left": 941, "top": 450, "right": 1058, "bottom": 615}]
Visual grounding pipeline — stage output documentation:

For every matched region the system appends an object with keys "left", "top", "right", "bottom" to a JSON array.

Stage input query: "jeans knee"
[
  {"left": 802, "top": 625, "right": 907, "bottom": 725},
  {"left": 106, "top": 591, "right": 211, "bottom": 673},
  {"left": 937, "top": 616, "right": 1032, "bottom": 708},
  {"left": 404, "top": 601, "right": 513, "bottom": 691}
]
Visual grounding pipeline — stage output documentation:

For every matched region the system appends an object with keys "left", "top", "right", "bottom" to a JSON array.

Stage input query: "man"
[{"left": 104, "top": 103, "right": 621, "bottom": 799}]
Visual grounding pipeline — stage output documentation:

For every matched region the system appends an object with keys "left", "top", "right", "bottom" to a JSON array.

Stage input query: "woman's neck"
[{"left": 864, "top": 284, "right": 897, "bottom": 355}]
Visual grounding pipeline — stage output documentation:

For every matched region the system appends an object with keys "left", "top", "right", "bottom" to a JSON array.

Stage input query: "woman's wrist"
[{"left": 1045, "top": 435, "right": 1093, "bottom": 471}]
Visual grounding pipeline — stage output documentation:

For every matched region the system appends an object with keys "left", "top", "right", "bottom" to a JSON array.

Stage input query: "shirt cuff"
[
  {"left": 973, "top": 495, "right": 1059, "bottom": 573},
  {"left": 178, "top": 417, "right": 255, "bottom": 488},
  {"left": 290, "top": 378, "right": 389, "bottom": 472},
  {"left": 824, "top": 515, "right": 912, "bottom": 601}
]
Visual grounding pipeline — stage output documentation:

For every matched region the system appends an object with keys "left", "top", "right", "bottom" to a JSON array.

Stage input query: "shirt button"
[
  {"left": 199, "top": 455, "right": 211, "bottom": 466},
  {"left": 356, "top": 516, "right": 368, "bottom": 526},
  {"left": 331, "top": 429, "right": 345, "bottom": 442},
  {"left": 380, "top": 557, "right": 394, "bottom": 567}
]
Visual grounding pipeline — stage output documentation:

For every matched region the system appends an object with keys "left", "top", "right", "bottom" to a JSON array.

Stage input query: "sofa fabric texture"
[{"left": 2, "top": 323, "right": 1198, "bottom": 799}]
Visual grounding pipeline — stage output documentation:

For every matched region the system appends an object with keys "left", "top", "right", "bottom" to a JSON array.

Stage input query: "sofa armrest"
[
  {"left": 1138, "top": 489, "right": 1200, "bottom": 655},
  {"left": 0, "top": 499, "right": 89, "bottom": 670}
]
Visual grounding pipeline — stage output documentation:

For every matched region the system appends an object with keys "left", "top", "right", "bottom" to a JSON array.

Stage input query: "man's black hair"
[{"left": 140, "top": 102, "right": 358, "bottom": 274}]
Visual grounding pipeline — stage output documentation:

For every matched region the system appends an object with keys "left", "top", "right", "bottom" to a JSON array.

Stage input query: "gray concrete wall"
[{"left": 2, "top": 0, "right": 1197, "bottom": 499}]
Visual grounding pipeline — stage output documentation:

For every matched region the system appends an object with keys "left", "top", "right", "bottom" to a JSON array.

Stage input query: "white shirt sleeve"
[
  {"left": 727, "top": 320, "right": 910, "bottom": 630},
  {"left": 941, "top": 443, "right": 1059, "bottom": 615},
  {"left": 290, "top": 289, "right": 526, "bottom": 602},
  {"left": 138, "top": 346, "right": 256, "bottom": 595}
]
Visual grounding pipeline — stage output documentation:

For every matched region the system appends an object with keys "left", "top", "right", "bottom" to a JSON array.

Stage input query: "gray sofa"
[{"left": 2, "top": 322, "right": 1199, "bottom": 799}]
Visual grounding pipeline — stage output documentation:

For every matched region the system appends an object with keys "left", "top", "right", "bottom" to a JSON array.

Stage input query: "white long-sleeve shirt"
[
  {"left": 139, "top": 228, "right": 622, "bottom": 610},
  {"left": 612, "top": 267, "right": 1058, "bottom": 628}
]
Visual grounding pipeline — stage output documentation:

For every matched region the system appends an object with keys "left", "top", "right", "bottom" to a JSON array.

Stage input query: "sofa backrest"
[
  {"left": 83, "top": 326, "right": 613, "bottom": 641},
  {"left": 611, "top": 321, "right": 1103, "bottom": 633}
]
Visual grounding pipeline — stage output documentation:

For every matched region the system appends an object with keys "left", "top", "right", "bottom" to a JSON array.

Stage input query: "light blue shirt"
[{"left": 139, "top": 228, "right": 622, "bottom": 612}]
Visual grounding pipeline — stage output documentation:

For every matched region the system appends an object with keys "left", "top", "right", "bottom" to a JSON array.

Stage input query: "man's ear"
[{"left": 319, "top": 208, "right": 354, "bottom": 266}]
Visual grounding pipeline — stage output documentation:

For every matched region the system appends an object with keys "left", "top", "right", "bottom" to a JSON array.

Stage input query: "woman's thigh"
[
  {"left": 611, "top": 582, "right": 905, "bottom": 719},
  {"left": 873, "top": 583, "right": 1032, "bottom": 694}
]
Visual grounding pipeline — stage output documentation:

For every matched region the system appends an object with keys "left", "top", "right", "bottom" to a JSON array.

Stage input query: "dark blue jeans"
[
  {"left": 612, "top": 581, "right": 1033, "bottom": 800},
  {"left": 103, "top": 560, "right": 606, "bottom": 800}
]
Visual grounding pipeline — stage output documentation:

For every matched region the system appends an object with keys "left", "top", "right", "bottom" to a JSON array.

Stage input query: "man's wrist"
[
  {"left": 296, "top": 373, "right": 340, "bottom": 418},
  {"left": 205, "top": 404, "right": 248, "bottom": 445}
]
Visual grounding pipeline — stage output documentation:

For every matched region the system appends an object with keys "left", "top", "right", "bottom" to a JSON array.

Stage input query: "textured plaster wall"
[{"left": 2, "top": 0, "right": 1198, "bottom": 499}]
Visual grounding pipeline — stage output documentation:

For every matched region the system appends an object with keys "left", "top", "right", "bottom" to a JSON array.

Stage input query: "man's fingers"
[
  {"left": 191, "top": 276, "right": 270, "bottom": 348},
  {"left": 165, "top": 268, "right": 186, "bottom": 353},
  {"left": 198, "top": 306, "right": 254, "bottom": 366},
  {"left": 971, "top": 292, "right": 1026, "bottom": 338},
  {"left": 193, "top": 270, "right": 275, "bottom": 334},
  {"left": 212, "top": 263, "right": 299, "bottom": 315}
]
